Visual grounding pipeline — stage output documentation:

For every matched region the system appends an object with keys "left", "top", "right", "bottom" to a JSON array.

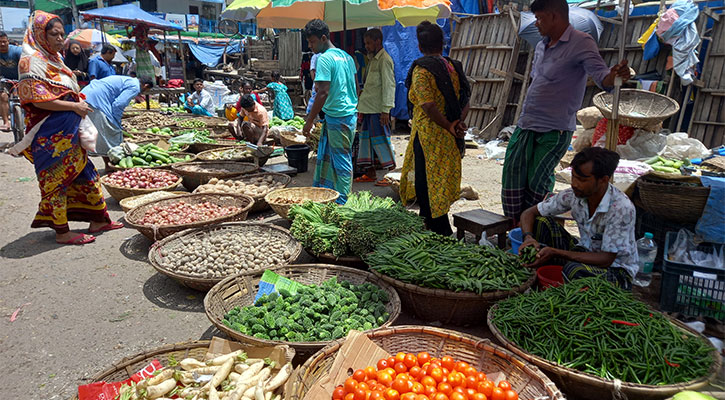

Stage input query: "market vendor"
[
  {"left": 88, "top": 44, "right": 116, "bottom": 80},
  {"left": 185, "top": 78, "right": 215, "bottom": 116},
  {"left": 519, "top": 147, "right": 638, "bottom": 290},
  {"left": 81, "top": 75, "right": 153, "bottom": 159},
  {"left": 231, "top": 94, "right": 268, "bottom": 146},
  {"left": 501, "top": 0, "right": 632, "bottom": 223},
  {"left": 302, "top": 19, "right": 358, "bottom": 204}
]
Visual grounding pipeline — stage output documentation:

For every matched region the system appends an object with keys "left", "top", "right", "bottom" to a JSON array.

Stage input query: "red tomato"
[
  {"left": 333, "top": 386, "right": 346, "bottom": 400},
  {"left": 455, "top": 362, "right": 470, "bottom": 373},
  {"left": 477, "top": 381, "right": 494, "bottom": 397},
  {"left": 394, "top": 362, "right": 408, "bottom": 374},
  {"left": 476, "top": 372, "right": 487, "bottom": 382},
  {"left": 345, "top": 393, "right": 355, "bottom": 400},
  {"left": 378, "top": 359, "right": 390, "bottom": 370},
  {"left": 437, "top": 382, "right": 453, "bottom": 395},
  {"left": 498, "top": 381, "right": 511, "bottom": 392},
  {"left": 441, "top": 356, "right": 455, "bottom": 371},
  {"left": 465, "top": 388, "right": 477, "bottom": 398},
  {"left": 358, "top": 382, "right": 370, "bottom": 391},
  {"left": 447, "top": 372, "right": 464, "bottom": 388},
  {"left": 409, "top": 366, "right": 422, "bottom": 379},
  {"left": 424, "top": 385, "right": 437, "bottom": 396},
  {"left": 429, "top": 367, "right": 444, "bottom": 383},
  {"left": 420, "top": 376, "right": 436, "bottom": 388},
  {"left": 450, "top": 392, "right": 467, "bottom": 400},
  {"left": 378, "top": 371, "right": 394, "bottom": 387},
  {"left": 432, "top": 394, "right": 450, "bottom": 400},
  {"left": 395, "top": 352, "right": 407, "bottom": 364},
  {"left": 370, "top": 391, "right": 385, "bottom": 400},
  {"left": 366, "top": 366, "right": 378, "bottom": 380},
  {"left": 404, "top": 353, "right": 419, "bottom": 369},
  {"left": 471, "top": 394, "right": 488, "bottom": 400},
  {"left": 388, "top": 357, "right": 397, "bottom": 367},
  {"left": 463, "top": 367, "right": 478, "bottom": 377},
  {"left": 411, "top": 382, "right": 425, "bottom": 394},
  {"left": 504, "top": 391, "right": 518, "bottom": 400},
  {"left": 401, "top": 394, "right": 417, "bottom": 400},
  {"left": 416, "top": 395, "right": 431, "bottom": 400},
  {"left": 391, "top": 378, "right": 413, "bottom": 394},
  {"left": 490, "top": 388, "right": 506, "bottom": 400},
  {"left": 354, "top": 388, "right": 368, "bottom": 400},
  {"left": 353, "top": 369, "right": 367, "bottom": 382},
  {"left": 465, "top": 375, "right": 478, "bottom": 389},
  {"left": 345, "top": 378, "right": 358, "bottom": 394},
  {"left": 417, "top": 352, "right": 431, "bottom": 366},
  {"left": 385, "top": 388, "right": 401, "bottom": 400}
]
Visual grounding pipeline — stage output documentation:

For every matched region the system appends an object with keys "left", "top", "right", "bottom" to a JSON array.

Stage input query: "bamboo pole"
[
  {"left": 178, "top": 31, "right": 189, "bottom": 92},
  {"left": 606, "top": 0, "right": 630, "bottom": 150}
]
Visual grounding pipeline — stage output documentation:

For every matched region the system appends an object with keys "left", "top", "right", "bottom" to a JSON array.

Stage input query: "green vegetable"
[
  {"left": 492, "top": 277, "right": 714, "bottom": 385},
  {"left": 519, "top": 246, "right": 538, "bottom": 265}
]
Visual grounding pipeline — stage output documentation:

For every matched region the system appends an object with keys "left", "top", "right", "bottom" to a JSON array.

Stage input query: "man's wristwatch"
[{"left": 523, "top": 232, "right": 535, "bottom": 240}]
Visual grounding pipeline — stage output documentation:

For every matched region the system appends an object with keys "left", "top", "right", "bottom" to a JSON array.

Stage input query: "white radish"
[
  {"left": 209, "top": 358, "right": 235, "bottom": 389},
  {"left": 227, "top": 363, "right": 268, "bottom": 400},
  {"left": 229, "top": 372, "right": 241, "bottom": 382},
  {"left": 138, "top": 369, "right": 174, "bottom": 390},
  {"left": 191, "top": 365, "right": 222, "bottom": 375},
  {"left": 234, "top": 363, "right": 250, "bottom": 374},
  {"left": 180, "top": 358, "right": 207, "bottom": 370},
  {"left": 146, "top": 378, "right": 176, "bottom": 399},
  {"left": 265, "top": 392, "right": 273, "bottom": 400},
  {"left": 236, "top": 361, "right": 264, "bottom": 383},
  {"left": 254, "top": 382, "right": 265, "bottom": 400},
  {"left": 208, "top": 350, "right": 244, "bottom": 366},
  {"left": 264, "top": 363, "right": 292, "bottom": 392},
  {"left": 209, "top": 387, "right": 221, "bottom": 400},
  {"left": 179, "top": 387, "right": 202, "bottom": 398}
]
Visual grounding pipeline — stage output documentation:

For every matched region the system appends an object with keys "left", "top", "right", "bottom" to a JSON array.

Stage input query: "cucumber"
[
  {"left": 145, "top": 155, "right": 153, "bottom": 162},
  {"left": 131, "top": 156, "right": 149, "bottom": 166},
  {"left": 652, "top": 165, "right": 678, "bottom": 173}
]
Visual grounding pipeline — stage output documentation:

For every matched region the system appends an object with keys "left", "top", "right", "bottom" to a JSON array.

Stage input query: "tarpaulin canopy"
[
  {"left": 81, "top": 4, "right": 185, "bottom": 31},
  {"left": 519, "top": 7, "right": 603, "bottom": 46},
  {"left": 188, "top": 41, "right": 243, "bottom": 67}
]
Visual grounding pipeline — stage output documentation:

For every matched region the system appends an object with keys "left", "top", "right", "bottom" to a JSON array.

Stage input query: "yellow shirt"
[{"left": 357, "top": 48, "right": 396, "bottom": 114}]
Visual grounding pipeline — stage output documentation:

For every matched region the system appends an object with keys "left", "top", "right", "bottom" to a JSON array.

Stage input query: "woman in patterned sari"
[
  {"left": 400, "top": 21, "right": 470, "bottom": 236},
  {"left": 10, "top": 11, "right": 122, "bottom": 244}
]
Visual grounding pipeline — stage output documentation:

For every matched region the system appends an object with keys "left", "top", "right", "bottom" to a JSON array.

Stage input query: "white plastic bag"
[
  {"left": 616, "top": 130, "right": 667, "bottom": 160},
  {"left": 661, "top": 132, "right": 710, "bottom": 160},
  {"left": 78, "top": 116, "right": 98, "bottom": 153},
  {"left": 669, "top": 228, "right": 724, "bottom": 271},
  {"left": 484, "top": 140, "right": 507, "bottom": 159},
  {"left": 478, "top": 232, "right": 495, "bottom": 247}
]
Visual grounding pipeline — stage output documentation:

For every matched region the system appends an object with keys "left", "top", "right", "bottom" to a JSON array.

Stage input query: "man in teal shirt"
[{"left": 302, "top": 19, "right": 358, "bottom": 204}]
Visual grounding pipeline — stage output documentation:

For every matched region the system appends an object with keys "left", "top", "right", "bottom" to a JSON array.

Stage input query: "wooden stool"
[{"left": 452, "top": 209, "right": 514, "bottom": 248}]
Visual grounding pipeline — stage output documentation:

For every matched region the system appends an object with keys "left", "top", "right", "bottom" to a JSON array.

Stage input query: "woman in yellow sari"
[
  {"left": 10, "top": 11, "right": 122, "bottom": 244},
  {"left": 400, "top": 21, "right": 471, "bottom": 236}
]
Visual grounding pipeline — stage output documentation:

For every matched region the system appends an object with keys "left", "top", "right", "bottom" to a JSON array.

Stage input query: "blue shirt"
[
  {"left": 0, "top": 45, "right": 22, "bottom": 80},
  {"left": 88, "top": 55, "right": 116, "bottom": 80},
  {"left": 315, "top": 48, "right": 358, "bottom": 118},
  {"left": 81, "top": 76, "right": 141, "bottom": 128},
  {"left": 518, "top": 25, "right": 611, "bottom": 132}
]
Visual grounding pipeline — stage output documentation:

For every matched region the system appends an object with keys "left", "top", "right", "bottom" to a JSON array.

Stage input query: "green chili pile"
[
  {"left": 492, "top": 277, "right": 714, "bottom": 385},
  {"left": 366, "top": 231, "right": 532, "bottom": 293}
]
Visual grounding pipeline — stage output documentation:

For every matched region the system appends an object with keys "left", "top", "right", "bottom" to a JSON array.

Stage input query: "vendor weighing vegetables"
[
  {"left": 230, "top": 94, "right": 269, "bottom": 146},
  {"left": 519, "top": 147, "right": 638, "bottom": 289}
]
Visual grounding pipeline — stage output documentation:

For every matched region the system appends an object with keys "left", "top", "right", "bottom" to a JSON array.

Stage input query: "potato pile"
[
  {"left": 158, "top": 226, "right": 295, "bottom": 278},
  {"left": 195, "top": 175, "right": 285, "bottom": 198}
]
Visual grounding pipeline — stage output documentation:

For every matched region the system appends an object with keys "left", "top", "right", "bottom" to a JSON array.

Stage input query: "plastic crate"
[{"left": 660, "top": 232, "right": 725, "bottom": 320}]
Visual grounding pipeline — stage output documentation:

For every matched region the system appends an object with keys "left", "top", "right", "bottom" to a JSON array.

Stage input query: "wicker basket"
[
  {"left": 171, "top": 161, "right": 258, "bottom": 191},
  {"left": 204, "top": 264, "right": 401, "bottom": 357},
  {"left": 119, "top": 191, "right": 185, "bottom": 213},
  {"left": 636, "top": 177, "right": 710, "bottom": 224},
  {"left": 148, "top": 222, "right": 302, "bottom": 291},
  {"left": 70, "top": 340, "right": 296, "bottom": 400},
  {"left": 100, "top": 172, "right": 183, "bottom": 202},
  {"left": 106, "top": 152, "right": 197, "bottom": 172},
  {"left": 125, "top": 193, "right": 254, "bottom": 241},
  {"left": 487, "top": 305, "right": 722, "bottom": 400},
  {"left": 265, "top": 187, "right": 340, "bottom": 220},
  {"left": 371, "top": 270, "right": 536, "bottom": 326},
  {"left": 280, "top": 130, "right": 306, "bottom": 148},
  {"left": 197, "top": 146, "right": 255, "bottom": 162},
  {"left": 287, "top": 325, "right": 565, "bottom": 400},
  {"left": 195, "top": 172, "right": 292, "bottom": 213},
  {"left": 189, "top": 141, "right": 247, "bottom": 154},
  {"left": 314, "top": 252, "right": 368, "bottom": 270},
  {"left": 593, "top": 89, "right": 680, "bottom": 129}
]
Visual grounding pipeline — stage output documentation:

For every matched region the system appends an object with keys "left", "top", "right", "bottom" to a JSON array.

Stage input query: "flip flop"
[
  {"left": 374, "top": 179, "right": 392, "bottom": 187},
  {"left": 89, "top": 221, "right": 124, "bottom": 233},
  {"left": 57, "top": 233, "right": 96, "bottom": 245},
  {"left": 354, "top": 175, "right": 376, "bottom": 183}
]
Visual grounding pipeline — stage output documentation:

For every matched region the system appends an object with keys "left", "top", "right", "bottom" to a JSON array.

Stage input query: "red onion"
[{"left": 105, "top": 168, "right": 178, "bottom": 189}]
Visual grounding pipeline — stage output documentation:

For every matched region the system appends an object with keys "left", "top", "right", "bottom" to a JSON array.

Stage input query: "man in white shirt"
[
  {"left": 186, "top": 78, "right": 215, "bottom": 116},
  {"left": 519, "top": 147, "right": 638, "bottom": 289}
]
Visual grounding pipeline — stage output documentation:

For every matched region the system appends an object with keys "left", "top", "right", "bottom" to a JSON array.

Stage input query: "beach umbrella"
[
  {"left": 67, "top": 28, "right": 121, "bottom": 47},
  {"left": 221, "top": 0, "right": 451, "bottom": 32},
  {"left": 519, "top": 7, "right": 603, "bottom": 46}
]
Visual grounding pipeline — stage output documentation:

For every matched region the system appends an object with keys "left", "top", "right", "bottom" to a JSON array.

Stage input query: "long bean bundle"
[
  {"left": 492, "top": 277, "right": 714, "bottom": 385},
  {"left": 366, "top": 231, "right": 532, "bottom": 293}
]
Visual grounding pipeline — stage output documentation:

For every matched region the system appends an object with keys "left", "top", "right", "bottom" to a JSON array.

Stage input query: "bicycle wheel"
[{"left": 12, "top": 104, "right": 24, "bottom": 144}]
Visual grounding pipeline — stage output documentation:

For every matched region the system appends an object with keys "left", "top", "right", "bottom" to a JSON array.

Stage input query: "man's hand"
[
  {"left": 302, "top": 119, "right": 314, "bottom": 137},
  {"left": 524, "top": 246, "right": 559, "bottom": 268},
  {"left": 455, "top": 120, "right": 467, "bottom": 137},
  {"left": 604, "top": 59, "right": 631, "bottom": 87},
  {"left": 380, "top": 112, "right": 390, "bottom": 127},
  {"left": 520, "top": 236, "right": 540, "bottom": 251},
  {"left": 74, "top": 101, "right": 93, "bottom": 118}
]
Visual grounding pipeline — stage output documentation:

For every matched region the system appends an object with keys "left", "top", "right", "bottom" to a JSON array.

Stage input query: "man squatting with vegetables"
[
  {"left": 519, "top": 147, "right": 638, "bottom": 290},
  {"left": 231, "top": 93, "right": 269, "bottom": 146},
  {"left": 500, "top": 0, "right": 631, "bottom": 224},
  {"left": 302, "top": 19, "right": 359, "bottom": 204}
]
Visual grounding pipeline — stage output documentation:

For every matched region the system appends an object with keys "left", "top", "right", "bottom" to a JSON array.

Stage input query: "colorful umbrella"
[
  {"left": 67, "top": 29, "right": 121, "bottom": 47},
  {"left": 222, "top": 0, "right": 450, "bottom": 32}
]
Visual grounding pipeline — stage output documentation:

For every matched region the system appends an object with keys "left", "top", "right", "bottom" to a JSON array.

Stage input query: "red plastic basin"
[{"left": 537, "top": 265, "right": 564, "bottom": 290}]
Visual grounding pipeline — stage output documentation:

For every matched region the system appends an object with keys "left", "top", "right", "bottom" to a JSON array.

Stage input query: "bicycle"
[{"left": 0, "top": 78, "right": 24, "bottom": 144}]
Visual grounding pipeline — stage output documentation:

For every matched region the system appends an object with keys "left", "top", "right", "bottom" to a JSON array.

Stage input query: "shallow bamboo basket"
[
  {"left": 100, "top": 171, "right": 183, "bottom": 202},
  {"left": 265, "top": 187, "right": 340, "bottom": 220},
  {"left": 171, "top": 161, "right": 258, "bottom": 191}
]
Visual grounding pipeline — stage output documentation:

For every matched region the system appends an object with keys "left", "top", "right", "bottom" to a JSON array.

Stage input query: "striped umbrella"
[{"left": 66, "top": 29, "right": 121, "bottom": 47}]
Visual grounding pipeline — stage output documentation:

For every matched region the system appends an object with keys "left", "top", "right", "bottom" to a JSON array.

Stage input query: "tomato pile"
[
  {"left": 332, "top": 353, "right": 519, "bottom": 400},
  {"left": 138, "top": 201, "right": 240, "bottom": 225},
  {"left": 104, "top": 168, "right": 179, "bottom": 189}
]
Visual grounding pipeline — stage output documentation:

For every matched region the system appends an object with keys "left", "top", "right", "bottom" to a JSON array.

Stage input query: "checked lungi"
[{"left": 314, "top": 114, "right": 357, "bottom": 204}]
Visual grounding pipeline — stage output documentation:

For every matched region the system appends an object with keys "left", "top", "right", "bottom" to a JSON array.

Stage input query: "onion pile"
[
  {"left": 138, "top": 201, "right": 240, "bottom": 225},
  {"left": 105, "top": 168, "right": 179, "bottom": 189},
  {"left": 158, "top": 227, "right": 295, "bottom": 278},
  {"left": 195, "top": 176, "right": 285, "bottom": 197}
]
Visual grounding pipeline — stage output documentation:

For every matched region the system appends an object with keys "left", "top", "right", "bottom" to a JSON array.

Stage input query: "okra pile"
[
  {"left": 492, "top": 277, "right": 714, "bottom": 385},
  {"left": 366, "top": 231, "right": 532, "bottom": 294}
]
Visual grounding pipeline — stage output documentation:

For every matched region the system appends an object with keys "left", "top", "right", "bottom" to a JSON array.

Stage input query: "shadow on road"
[
  {"left": 142, "top": 272, "right": 206, "bottom": 313},
  {"left": 119, "top": 233, "right": 153, "bottom": 262},
  {"left": 0, "top": 231, "right": 61, "bottom": 258},
  {"left": 199, "top": 325, "right": 227, "bottom": 340},
  {"left": 105, "top": 197, "right": 123, "bottom": 212}
]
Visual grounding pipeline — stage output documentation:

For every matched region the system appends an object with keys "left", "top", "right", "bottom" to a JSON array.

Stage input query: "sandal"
[
  {"left": 89, "top": 221, "right": 124, "bottom": 233},
  {"left": 374, "top": 179, "right": 392, "bottom": 187},
  {"left": 354, "top": 175, "right": 376, "bottom": 183},
  {"left": 57, "top": 233, "right": 96, "bottom": 245}
]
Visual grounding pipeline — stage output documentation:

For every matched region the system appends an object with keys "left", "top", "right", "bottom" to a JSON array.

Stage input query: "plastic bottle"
[{"left": 634, "top": 232, "right": 657, "bottom": 287}]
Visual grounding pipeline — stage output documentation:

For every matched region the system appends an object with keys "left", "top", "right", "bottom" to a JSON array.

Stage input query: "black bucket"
[{"left": 284, "top": 144, "right": 310, "bottom": 173}]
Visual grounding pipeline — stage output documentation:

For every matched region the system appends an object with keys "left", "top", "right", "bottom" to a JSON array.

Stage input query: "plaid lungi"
[
  {"left": 357, "top": 113, "right": 395, "bottom": 170},
  {"left": 313, "top": 114, "right": 357, "bottom": 204}
]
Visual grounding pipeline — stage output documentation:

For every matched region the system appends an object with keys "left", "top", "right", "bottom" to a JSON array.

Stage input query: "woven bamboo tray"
[
  {"left": 100, "top": 172, "right": 183, "bottom": 202},
  {"left": 487, "top": 305, "right": 722, "bottom": 400},
  {"left": 125, "top": 193, "right": 254, "bottom": 241},
  {"left": 119, "top": 191, "right": 186, "bottom": 213},
  {"left": 265, "top": 187, "right": 340, "bottom": 220},
  {"left": 287, "top": 325, "right": 565, "bottom": 400},
  {"left": 636, "top": 177, "right": 710, "bottom": 224},
  {"left": 148, "top": 222, "right": 302, "bottom": 291},
  {"left": 70, "top": 340, "right": 296, "bottom": 400},
  {"left": 171, "top": 161, "right": 258, "bottom": 191},
  {"left": 280, "top": 130, "right": 306, "bottom": 148},
  {"left": 204, "top": 264, "right": 401, "bottom": 357},
  {"left": 370, "top": 270, "right": 536, "bottom": 326},
  {"left": 209, "top": 172, "right": 292, "bottom": 213},
  {"left": 197, "top": 146, "right": 255, "bottom": 162},
  {"left": 106, "top": 152, "right": 197, "bottom": 172},
  {"left": 593, "top": 89, "right": 680, "bottom": 129}
]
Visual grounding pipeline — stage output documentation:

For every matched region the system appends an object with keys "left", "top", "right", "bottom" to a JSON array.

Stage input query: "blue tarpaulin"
[
  {"left": 188, "top": 41, "right": 242, "bottom": 67},
  {"left": 81, "top": 4, "right": 184, "bottom": 31}
]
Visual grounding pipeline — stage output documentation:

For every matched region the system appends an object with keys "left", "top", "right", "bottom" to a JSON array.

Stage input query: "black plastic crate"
[{"left": 660, "top": 232, "right": 725, "bottom": 320}]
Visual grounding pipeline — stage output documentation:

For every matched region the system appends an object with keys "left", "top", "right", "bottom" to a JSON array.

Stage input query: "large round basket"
[
  {"left": 197, "top": 146, "right": 255, "bottom": 162},
  {"left": 100, "top": 171, "right": 183, "bottom": 202},
  {"left": 125, "top": 193, "right": 254, "bottom": 241},
  {"left": 593, "top": 89, "right": 680, "bottom": 129},
  {"left": 204, "top": 264, "right": 401, "bottom": 357},
  {"left": 287, "top": 325, "right": 565, "bottom": 400},
  {"left": 148, "top": 222, "right": 302, "bottom": 291},
  {"left": 106, "top": 152, "right": 197, "bottom": 172},
  {"left": 265, "top": 187, "right": 340, "bottom": 220},
  {"left": 636, "top": 176, "right": 710, "bottom": 224},
  {"left": 487, "top": 305, "right": 722, "bottom": 400},
  {"left": 197, "top": 172, "right": 292, "bottom": 213},
  {"left": 190, "top": 141, "right": 247, "bottom": 154},
  {"left": 70, "top": 340, "right": 296, "bottom": 400},
  {"left": 171, "top": 161, "right": 258, "bottom": 191},
  {"left": 119, "top": 191, "right": 186, "bottom": 213},
  {"left": 370, "top": 269, "right": 536, "bottom": 326},
  {"left": 280, "top": 130, "right": 306, "bottom": 148}
]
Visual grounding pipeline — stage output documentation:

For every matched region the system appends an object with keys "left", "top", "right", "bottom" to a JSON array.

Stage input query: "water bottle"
[{"left": 634, "top": 232, "right": 657, "bottom": 287}]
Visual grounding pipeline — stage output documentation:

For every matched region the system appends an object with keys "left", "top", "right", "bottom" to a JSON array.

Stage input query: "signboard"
[
  {"left": 165, "top": 13, "right": 186, "bottom": 30},
  {"left": 186, "top": 14, "right": 199, "bottom": 32}
]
